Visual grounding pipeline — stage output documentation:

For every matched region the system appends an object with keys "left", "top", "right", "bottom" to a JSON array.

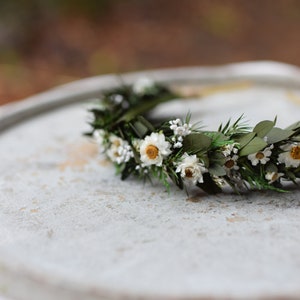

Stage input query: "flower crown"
[{"left": 87, "top": 78, "right": 300, "bottom": 194}]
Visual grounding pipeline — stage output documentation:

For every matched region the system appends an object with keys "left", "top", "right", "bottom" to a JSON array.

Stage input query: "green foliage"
[
  {"left": 266, "top": 128, "right": 294, "bottom": 144},
  {"left": 253, "top": 119, "right": 275, "bottom": 137},
  {"left": 239, "top": 137, "right": 267, "bottom": 156},
  {"left": 206, "top": 132, "right": 230, "bottom": 149},
  {"left": 285, "top": 121, "right": 300, "bottom": 131},
  {"left": 197, "top": 173, "right": 222, "bottom": 194},
  {"left": 87, "top": 80, "right": 300, "bottom": 196},
  {"left": 209, "top": 164, "right": 227, "bottom": 177},
  {"left": 236, "top": 132, "right": 256, "bottom": 148},
  {"left": 130, "top": 116, "right": 155, "bottom": 138},
  {"left": 218, "top": 115, "right": 250, "bottom": 136},
  {"left": 182, "top": 133, "right": 212, "bottom": 154}
]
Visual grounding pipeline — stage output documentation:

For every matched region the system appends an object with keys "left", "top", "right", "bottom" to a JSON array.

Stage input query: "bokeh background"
[{"left": 1, "top": 0, "right": 300, "bottom": 105}]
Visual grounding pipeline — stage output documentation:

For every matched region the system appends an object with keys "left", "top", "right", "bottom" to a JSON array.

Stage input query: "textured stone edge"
[
  {"left": 1, "top": 60, "right": 300, "bottom": 132},
  {"left": 1, "top": 258, "right": 300, "bottom": 300}
]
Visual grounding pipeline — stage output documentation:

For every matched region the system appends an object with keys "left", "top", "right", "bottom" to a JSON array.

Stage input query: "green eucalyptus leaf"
[
  {"left": 266, "top": 127, "right": 294, "bottom": 144},
  {"left": 196, "top": 173, "right": 222, "bottom": 194},
  {"left": 285, "top": 121, "right": 300, "bottom": 131},
  {"left": 292, "top": 135, "right": 300, "bottom": 142},
  {"left": 119, "top": 93, "right": 176, "bottom": 122},
  {"left": 253, "top": 120, "right": 275, "bottom": 138},
  {"left": 239, "top": 137, "right": 267, "bottom": 156},
  {"left": 209, "top": 164, "right": 227, "bottom": 177},
  {"left": 168, "top": 168, "right": 184, "bottom": 190},
  {"left": 286, "top": 170, "right": 297, "bottom": 181},
  {"left": 199, "top": 155, "right": 209, "bottom": 168},
  {"left": 136, "top": 116, "right": 155, "bottom": 132},
  {"left": 235, "top": 132, "right": 256, "bottom": 148},
  {"left": 130, "top": 121, "right": 148, "bottom": 138},
  {"left": 209, "top": 151, "right": 226, "bottom": 165},
  {"left": 182, "top": 133, "right": 212, "bottom": 154},
  {"left": 129, "top": 115, "right": 157, "bottom": 138}
]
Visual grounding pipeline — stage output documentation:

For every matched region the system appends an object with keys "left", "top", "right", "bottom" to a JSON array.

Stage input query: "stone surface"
[{"left": 0, "top": 62, "right": 300, "bottom": 300}]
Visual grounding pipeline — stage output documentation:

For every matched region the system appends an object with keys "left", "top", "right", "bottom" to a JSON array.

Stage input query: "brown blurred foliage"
[{"left": 1, "top": 0, "right": 300, "bottom": 105}]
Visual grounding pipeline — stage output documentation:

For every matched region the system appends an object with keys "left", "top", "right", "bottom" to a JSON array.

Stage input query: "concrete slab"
[{"left": 0, "top": 62, "right": 300, "bottom": 300}]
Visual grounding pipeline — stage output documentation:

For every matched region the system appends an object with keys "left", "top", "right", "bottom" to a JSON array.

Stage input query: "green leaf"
[
  {"left": 196, "top": 173, "right": 222, "bottom": 194},
  {"left": 285, "top": 121, "right": 300, "bottom": 131},
  {"left": 253, "top": 120, "right": 275, "bottom": 138},
  {"left": 199, "top": 154, "right": 209, "bottom": 168},
  {"left": 167, "top": 167, "right": 184, "bottom": 190},
  {"left": 209, "top": 151, "right": 226, "bottom": 165},
  {"left": 129, "top": 115, "right": 156, "bottom": 138},
  {"left": 136, "top": 115, "right": 155, "bottom": 132},
  {"left": 286, "top": 170, "right": 297, "bottom": 181},
  {"left": 121, "top": 163, "right": 134, "bottom": 180},
  {"left": 292, "top": 135, "right": 300, "bottom": 142},
  {"left": 235, "top": 132, "right": 256, "bottom": 148},
  {"left": 266, "top": 163, "right": 278, "bottom": 173},
  {"left": 266, "top": 127, "right": 294, "bottom": 144},
  {"left": 119, "top": 93, "right": 176, "bottom": 122},
  {"left": 182, "top": 133, "right": 212, "bottom": 154},
  {"left": 130, "top": 121, "right": 149, "bottom": 138},
  {"left": 218, "top": 115, "right": 250, "bottom": 136},
  {"left": 239, "top": 137, "right": 267, "bottom": 156},
  {"left": 206, "top": 132, "right": 230, "bottom": 148},
  {"left": 209, "top": 164, "right": 227, "bottom": 176}
]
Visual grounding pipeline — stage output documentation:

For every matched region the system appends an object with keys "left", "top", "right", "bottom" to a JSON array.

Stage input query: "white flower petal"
[
  {"left": 176, "top": 153, "right": 207, "bottom": 185},
  {"left": 265, "top": 172, "right": 284, "bottom": 184},
  {"left": 247, "top": 145, "right": 273, "bottom": 166},
  {"left": 140, "top": 132, "right": 171, "bottom": 166},
  {"left": 278, "top": 143, "right": 300, "bottom": 168}
]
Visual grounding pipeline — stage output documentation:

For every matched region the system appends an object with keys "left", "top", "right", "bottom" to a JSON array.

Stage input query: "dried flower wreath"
[{"left": 86, "top": 78, "right": 300, "bottom": 194}]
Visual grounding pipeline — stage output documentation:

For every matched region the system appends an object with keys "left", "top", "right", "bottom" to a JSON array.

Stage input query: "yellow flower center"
[
  {"left": 225, "top": 159, "right": 234, "bottom": 169},
  {"left": 290, "top": 146, "right": 300, "bottom": 160},
  {"left": 255, "top": 152, "right": 265, "bottom": 160},
  {"left": 185, "top": 168, "right": 194, "bottom": 178},
  {"left": 145, "top": 145, "right": 159, "bottom": 160},
  {"left": 113, "top": 140, "right": 121, "bottom": 147}
]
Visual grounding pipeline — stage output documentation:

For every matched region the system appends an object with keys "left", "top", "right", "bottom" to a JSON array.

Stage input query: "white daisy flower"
[
  {"left": 265, "top": 172, "right": 284, "bottom": 184},
  {"left": 278, "top": 143, "right": 300, "bottom": 168},
  {"left": 132, "top": 77, "right": 154, "bottom": 95},
  {"left": 116, "top": 144, "right": 134, "bottom": 164},
  {"left": 169, "top": 118, "right": 192, "bottom": 137},
  {"left": 173, "top": 141, "right": 183, "bottom": 148},
  {"left": 107, "top": 135, "right": 133, "bottom": 164},
  {"left": 176, "top": 153, "right": 207, "bottom": 184},
  {"left": 221, "top": 143, "right": 238, "bottom": 157},
  {"left": 140, "top": 132, "right": 171, "bottom": 166},
  {"left": 169, "top": 118, "right": 192, "bottom": 149},
  {"left": 248, "top": 145, "right": 273, "bottom": 166},
  {"left": 224, "top": 155, "right": 239, "bottom": 171}
]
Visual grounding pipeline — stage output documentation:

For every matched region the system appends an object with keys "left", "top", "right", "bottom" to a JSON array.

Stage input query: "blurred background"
[{"left": 1, "top": 0, "right": 300, "bottom": 105}]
